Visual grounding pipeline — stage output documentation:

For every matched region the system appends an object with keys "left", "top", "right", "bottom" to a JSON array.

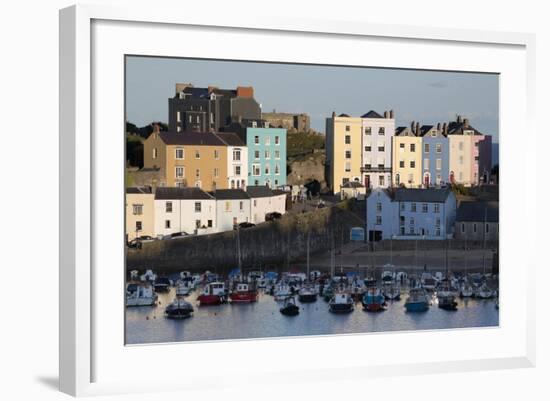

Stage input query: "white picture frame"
[{"left": 59, "top": 4, "right": 536, "bottom": 397}]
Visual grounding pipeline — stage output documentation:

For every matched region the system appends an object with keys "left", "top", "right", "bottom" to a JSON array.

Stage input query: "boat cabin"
[{"left": 204, "top": 282, "right": 226, "bottom": 296}]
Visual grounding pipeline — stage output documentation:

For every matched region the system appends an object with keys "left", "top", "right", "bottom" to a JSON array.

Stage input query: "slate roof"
[
  {"left": 157, "top": 131, "right": 226, "bottom": 146},
  {"left": 446, "top": 121, "right": 484, "bottom": 136},
  {"left": 272, "top": 189, "right": 288, "bottom": 196},
  {"left": 361, "top": 110, "right": 384, "bottom": 119},
  {"left": 127, "top": 186, "right": 152, "bottom": 194},
  {"left": 394, "top": 188, "right": 452, "bottom": 203},
  {"left": 154, "top": 187, "right": 214, "bottom": 200},
  {"left": 395, "top": 126, "right": 416, "bottom": 137},
  {"left": 456, "top": 201, "right": 499, "bottom": 222},
  {"left": 216, "top": 132, "right": 246, "bottom": 146},
  {"left": 210, "top": 189, "right": 250, "bottom": 200},
  {"left": 246, "top": 185, "right": 274, "bottom": 198}
]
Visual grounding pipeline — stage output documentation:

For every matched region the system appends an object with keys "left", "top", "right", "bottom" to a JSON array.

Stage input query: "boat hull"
[
  {"left": 165, "top": 309, "right": 193, "bottom": 319},
  {"left": 229, "top": 292, "right": 258, "bottom": 303},
  {"left": 197, "top": 294, "right": 225, "bottom": 305},
  {"left": 362, "top": 302, "right": 385, "bottom": 312},
  {"left": 298, "top": 293, "right": 317, "bottom": 303},
  {"left": 329, "top": 303, "right": 354, "bottom": 313},
  {"left": 280, "top": 305, "right": 300, "bottom": 316},
  {"left": 126, "top": 297, "right": 156, "bottom": 307},
  {"left": 405, "top": 302, "right": 429, "bottom": 312}
]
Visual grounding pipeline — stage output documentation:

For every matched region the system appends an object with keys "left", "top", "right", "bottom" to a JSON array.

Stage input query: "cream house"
[
  {"left": 212, "top": 189, "right": 252, "bottom": 231},
  {"left": 154, "top": 187, "right": 217, "bottom": 237},
  {"left": 246, "top": 186, "right": 287, "bottom": 224},
  {"left": 126, "top": 187, "right": 155, "bottom": 241}
]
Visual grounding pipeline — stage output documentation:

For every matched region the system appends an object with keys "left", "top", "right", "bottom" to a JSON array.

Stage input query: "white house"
[
  {"left": 154, "top": 187, "right": 217, "bottom": 237},
  {"left": 246, "top": 186, "right": 287, "bottom": 224},
  {"left": 212, "top": 189, "right": 252, "bottom": 231},
  {"left": 367, "top": 187, "right": 457, "bottom": 240},
  {"left": 217, "top": 132, "right": 248, "bottom": 190},
  {"left": 361, "top": 110, "right": 395, "bottom": 189}
]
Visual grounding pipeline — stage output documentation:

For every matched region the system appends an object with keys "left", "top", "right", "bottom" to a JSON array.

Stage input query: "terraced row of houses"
[
  {"left": 326, "top": 111, "right": 492, "bottom": 192},
  {"left": 366, "top": 187, "right": 498, "bottom": 241},
  {"left": 126, "top": 186, "right": 287, "bottom": 240}
]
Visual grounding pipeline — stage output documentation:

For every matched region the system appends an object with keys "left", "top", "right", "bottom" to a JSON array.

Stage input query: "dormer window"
[{"left": 251, "top": 121, "right": 257, "bottom": 128}]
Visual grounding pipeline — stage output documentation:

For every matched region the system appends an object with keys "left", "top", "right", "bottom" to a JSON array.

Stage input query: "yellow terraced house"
[
  {"left": 143, "top": 129, "right": 235, "bottom": 191},
  {"left": 392, "top": 125, "right": 422, "bottom": 187},
  {"left": 325, "top": 113, "right": 363, "bottom": 191}
]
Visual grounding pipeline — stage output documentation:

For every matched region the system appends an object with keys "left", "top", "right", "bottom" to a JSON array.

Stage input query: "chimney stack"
[
  {"left": 411, "top": 121, "right": 415, "bottom": 131},
  {"left": 437, "top": 122, "right": 441, "bottom": 130},
  {"left": 389, "top": 109, "right": 394, "bottom": 119},
  {"left": 443, "top": 122, "right": 448, "bottom": 136},
  {"left": 332, "top": 111, "right": 336, "bottom": 118},
  {"left": 464, "top": 118, "right": 469, "bottom": 127},
  {"left": 153, "top": 123, "right": 160, "bottom": 134},
  {"left": 384, "top": 110, "right": 389, "bottom": 118},
  {"left": 457, "top": 115, "right": 463, "bottom": 123},
  {"left": 415, "top": 122, "right": 420, "bottom": 136}
]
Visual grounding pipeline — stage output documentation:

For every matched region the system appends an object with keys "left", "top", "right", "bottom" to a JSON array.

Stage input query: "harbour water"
[{"left": 125, "top": 284, "right": 499, "bottom": 345}]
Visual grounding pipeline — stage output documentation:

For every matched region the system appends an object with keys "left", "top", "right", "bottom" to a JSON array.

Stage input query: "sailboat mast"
[
  {"left": 306, "top": 231, "right": 310, "bottom": 279},
  {"left": 482, "top": 206, "right": 487, "bottom": 274}
]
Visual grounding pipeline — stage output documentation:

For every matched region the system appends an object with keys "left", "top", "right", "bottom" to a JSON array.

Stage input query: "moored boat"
[
  {"left": 329, "top": 292, "right": 354, "bottom": 313},
  {"left": 298, "top": 285, "right": 318, "bottom": 303},
  {"left": 280, "top": 296, "right": 300, "bottom": 316},
  {"left": 126, "top": 282, "right": 157, "bottom": 307},
  {"left": 404, "top": 288, "right": 430, "bottom": 312},
  {"left": 197, "top": 282, "right": 227, "bottom": 305},
  {"left": 459, "top": 282, "right": 474, "bottom": 298},
  {"left": 382, "top": 283, "right": 401, "bottom": 301},
  {"left": 175, "top": 280, "right": 192, "bottom": 297},
  {"left": 153, "top": 276, "right": 171, "bottom": 293},
  {"left": 140, "top": 269, "right": 157, "bottom": 283},
  {"left": 274, "top": 283, "right": 292, "bottom": 301},
  {"left": 475, "top": 283, "right": 495, "bottom": 299},
  {"left": 164, "top": 297, "right": 194, "bottom": 319},
  {"left": 362, "top": 287, "right": 386, "bottom": 312},
  {"left": 229, "top": 282, "right": 258, "bottom": 303},
  {"left": 437, "top": 290, "right": 458, "bottom": 311}
]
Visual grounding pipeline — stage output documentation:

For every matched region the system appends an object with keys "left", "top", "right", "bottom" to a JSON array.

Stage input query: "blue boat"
[
  {"left": 404, "top": 288, "right": 430, "bottom": 312},
  {"left": 362, "top": 287, "right": 386, "bottom": 312}
]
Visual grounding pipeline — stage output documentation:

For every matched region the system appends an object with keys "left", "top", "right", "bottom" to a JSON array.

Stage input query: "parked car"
[
  {"left": 167, "top": 231, "right": 189, "bottom": 240},
  {"left": 265, "top": 212, "right": 283, "bottom": 221},
  {"left": 235, "top": 222, "right": 256, "bottom": 229},
  {"left": 127, "top": 235, "right": 155, "bottom": 248}
]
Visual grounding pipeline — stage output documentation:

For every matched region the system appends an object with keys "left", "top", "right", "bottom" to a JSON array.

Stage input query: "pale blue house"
[
  {"left": 367, "top": 187, "right": 457, "bottom": 240},
  {"left": 420, "top": 125, "right": 449, "bottom": 187},
  {"left": 223, "top": 119, "right": 287, "bottom": 188}
]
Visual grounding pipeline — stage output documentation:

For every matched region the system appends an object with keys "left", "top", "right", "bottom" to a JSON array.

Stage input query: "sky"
[{"left": 125, "top": 56, "right": 499, "bottom": 142}]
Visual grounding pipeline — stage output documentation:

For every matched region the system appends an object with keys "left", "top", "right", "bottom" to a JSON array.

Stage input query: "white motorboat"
[
  {"left": 329, "top": 292, "right": 354, "bottom": 313},
  {"left": 382, "top": 283, "right": 401, "bottom": 301},
  {"left": 475, "top": 283, "right": 495, "bottom": 299},
  {"left": 274, "top": 283, "right": 292, "bottom": 301},
  {"left": 175, "top": 280, "right": 192, "bottom": 297},
  {"left": 140, "top": 269, "right": 157, "bottom": 283},
  {"left": 459, "top": 282, "right": 474, "bottom": 297},
  {"left": 421, "top": 273, "right": 437, "bottom": 291},
  {"left": 126, "top": 282, "right": 157, "bottom": 306}
]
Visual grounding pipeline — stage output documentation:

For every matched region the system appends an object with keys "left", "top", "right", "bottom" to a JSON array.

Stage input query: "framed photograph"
[{"left": 59, "top": 4, "right": 536, "bottom": 396}]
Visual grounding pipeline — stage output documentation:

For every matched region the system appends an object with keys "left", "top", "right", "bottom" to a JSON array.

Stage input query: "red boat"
[
  {"left": 197, "top": 282, "right": 227, "bottom": 305},
  {"left": 229, "top": 282, "right": 258, "bottom": 303}
]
